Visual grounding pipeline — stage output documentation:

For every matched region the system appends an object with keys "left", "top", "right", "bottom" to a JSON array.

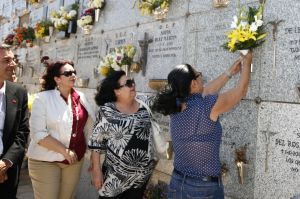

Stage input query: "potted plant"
[{"left": 34, "top": 19, "right": 54, "bottom": 42}]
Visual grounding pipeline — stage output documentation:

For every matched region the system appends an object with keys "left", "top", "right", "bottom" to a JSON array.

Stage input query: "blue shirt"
[{"left": 170, "top": 94, "right": 222, "bottom": 177}]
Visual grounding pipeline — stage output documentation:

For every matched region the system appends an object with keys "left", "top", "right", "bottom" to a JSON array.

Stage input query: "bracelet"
[{"left": 224, "top": 70, "right": 232, "bottom": 79}]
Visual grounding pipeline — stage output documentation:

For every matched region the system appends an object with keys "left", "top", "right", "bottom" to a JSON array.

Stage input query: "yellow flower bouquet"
[
  {"left": 35, "top": 20, "right": 53, "bottom": 40},
  {"left": 137, "top": 0, "right": 170, "bottom": 20},
  {"left": 222, "top": 0, "right": 267, "bottom": 54},
  {"left": 98, "top": 45, "right": 137, "bottom": 76}
]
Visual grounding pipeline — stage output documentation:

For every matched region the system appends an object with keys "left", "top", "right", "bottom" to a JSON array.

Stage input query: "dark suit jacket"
[{"left": 1, "top": 81, "right": 29, "bottom": 166}]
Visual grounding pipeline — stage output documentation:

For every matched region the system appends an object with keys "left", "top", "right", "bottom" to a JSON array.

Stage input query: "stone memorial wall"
[{"left": 1, "top": 0, "right": 300, "bottom": 198}]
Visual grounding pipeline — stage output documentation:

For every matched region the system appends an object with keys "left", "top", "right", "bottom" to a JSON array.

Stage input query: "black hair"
[
  {"left": 95, "top": 70, "right": 126, "bottom": 106},
  {"left": 152, "top": 64, "right": 198, "bottom": 115},
  {"left": 41, "top": 60, "right": 74, "bottom": 91}
]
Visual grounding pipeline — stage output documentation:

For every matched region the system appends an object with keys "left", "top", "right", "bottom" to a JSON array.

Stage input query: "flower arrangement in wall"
[
  {"left": 28, "top": 0, "right": 40, "bottom": 5},
  {"left": 222, "top": 0, "right": 267, "bottom": 54},
  {"left": 77, "top": 8, "right": 94, "bottom": 34},
  {"left": 4, "top": 34, "right": 15, "bottom": 46},
  {"left": 13, "top": 26, "right": 36, "bottom": 47},
  {"left": 98, "top": 45, "right": 138, "bottom": 76},
  {"left": 137, "top": 0, "right": 170, "bottom": 20},
  {"left": 34, "top": 19, "right": 54, "bottom": 42},
  {"left": 88, "top": 0, "right": 105, "bottom": 22},
  {"left": 50, "top": 4, "right": 77, "bottom": 37}
]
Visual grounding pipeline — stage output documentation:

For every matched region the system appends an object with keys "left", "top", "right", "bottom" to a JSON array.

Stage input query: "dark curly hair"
[
  {"left": 41, "top": 60, "right": 74, "bottom": 91},
  {"left": 152, "top": 64, "right": 198, "bottom": 115},
  {"left": 95, "top": 70, "right": 126, "bottom": 106}
]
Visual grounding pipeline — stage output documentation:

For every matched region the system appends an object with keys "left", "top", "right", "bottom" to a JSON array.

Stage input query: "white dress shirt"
[{"left": 0, "top": 81, "right": 6, "bottom": 156}]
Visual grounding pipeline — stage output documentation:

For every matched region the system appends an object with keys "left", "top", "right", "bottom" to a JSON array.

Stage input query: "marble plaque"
[
  {"left": 76, "top": 35, "right": 102, "bottom": 88},
  {"left": 185, "top": 9, "right": 260, "bottom": 100},
  {"left": 132, "top": 19, "right": 185, "bottom": 93},
  {"left": 13, "top": 0, "right": 27, "bottom": 15},
  {"left": 254, "top": 102, "right": 300, "bottom": 199},
  {"left": 101, "top": 28, "right": 138, "bottom": 55},
  {"left": 2, "top": 23, "right": 11, "bottom": 39},
  {"left": 55, "top": 40, "right": 77, "bottom": 61},
  {"left": 30, "top": 6, "right": 47, "bottom": 26},
  {"left": 0, "top": 1, "right": 3, "bottom": 17},
  {"left": 64, "top": 0, "right": 77, "bottom": 7},
  {"left": 47, "top": 0, "right": 63, "bottom": 19},
  {"left": 26, "top": 47, "right": 41, "bottom": 81},
  {"left": 15, "top": 48, "right": 27, "bottom": 64},
  {"left": 189, "top": 0, "right": 257, "bottom": 14},
  {"left": 41, "top": 45, "right": 56, "bottom": 59},
  {"left": 219, "top": 101, "right": 258, "bottom": 199},
  {"left": 258, "top": 0, "right": 300, "bottom": 103},
  {"left": 2, "top": 1, "right": 13, "bottom": 18}
]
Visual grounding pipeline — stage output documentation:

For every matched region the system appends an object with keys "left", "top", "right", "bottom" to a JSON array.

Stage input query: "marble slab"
[
  {"left": 220, "top": 100, "right": 259, "bottom": 199},
  {"left": 76, "top": 35, "right": 102, "bottom": 89},
  {"left": 258, "top": 0, "right": 300, "bottom": 103},
  {"left": 132, "top": 18, "right": 186, "bottom": 93},
  {"left": 185, "top": 8, "right": 260, "bottom": 100},
  {"left": 254, "top": 102, "right": 300, "bottom": 199}
]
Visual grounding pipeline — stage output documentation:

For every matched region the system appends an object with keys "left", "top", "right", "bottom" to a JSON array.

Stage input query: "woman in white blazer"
[{"left": 27, "top": 60, "right": 95, "bottom": 199}]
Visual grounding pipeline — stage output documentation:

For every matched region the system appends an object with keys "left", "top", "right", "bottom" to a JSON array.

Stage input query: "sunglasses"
[
  {"left": 118, "top": 79, "right": 135, "bottom": 88},
  {"left": 194, "top": 72, "right": 202, "bottom": 79},
  {"left": 60, "top": 70, "right": 77, "bottom": 77}
]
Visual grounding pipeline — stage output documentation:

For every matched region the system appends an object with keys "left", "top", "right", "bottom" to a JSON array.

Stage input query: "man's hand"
[{"left": 0, "top": 159, "right": 12, "bottom": 183}]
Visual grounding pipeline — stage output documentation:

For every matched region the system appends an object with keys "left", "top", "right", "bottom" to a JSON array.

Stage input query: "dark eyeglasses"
[
  {"left": 194, "top": 72, "right": 202, "bottom": 79},
  {"left": 60, "top": 70, "right": 77, "bottom": 77},
  {"left": 118, "top": 79, "right": 135, "bottom": 88}
]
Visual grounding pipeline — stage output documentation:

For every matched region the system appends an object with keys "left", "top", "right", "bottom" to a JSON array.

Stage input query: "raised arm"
[
  {"left": 203, "top": 58, "right": 242, "bottom": 96},
  {"left": 210, "top": 52, "right": 253, "bottom": 121}
]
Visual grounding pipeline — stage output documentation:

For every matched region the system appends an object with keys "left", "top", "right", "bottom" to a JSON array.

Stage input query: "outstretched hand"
[{"left": 228, "top": 58, "right": 242, "bottom": 76}]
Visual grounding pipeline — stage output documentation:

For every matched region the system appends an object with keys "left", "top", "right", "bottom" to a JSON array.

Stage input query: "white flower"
[
  {"left": 69, "top": 10, "right": 77, "bottom": 17},
  {"left": 111, "top": 62, "right": 120, "bottom": 71},
  {"left": 250, "top": 23, "right": 258, "bottom": 32},
  {"left": 231, "top": 15, "right": 238, "bottom": 29},
  {"left": 254, "top": 16, "right": 263, "bottom": 27},
  {"left": 240, "top": 21, "right": 248, "bottom": 29}
]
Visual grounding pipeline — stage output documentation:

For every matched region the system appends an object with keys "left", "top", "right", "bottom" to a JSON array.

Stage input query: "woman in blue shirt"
[{"left": 152, "top": 52, "right": 252, "bottom": 199}]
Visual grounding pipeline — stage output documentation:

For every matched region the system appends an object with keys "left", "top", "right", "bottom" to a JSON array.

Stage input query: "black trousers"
[
  {"left": 0, "top": 164, "right": 20, "bottom": 199},
  {"left": 98, "top": 183, "right": 147, "bottom": 199}
]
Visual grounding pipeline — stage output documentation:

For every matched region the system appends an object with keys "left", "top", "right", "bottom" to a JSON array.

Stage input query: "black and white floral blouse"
[{"left": 88, "top": 96, "right": 155, "bottom": 197}]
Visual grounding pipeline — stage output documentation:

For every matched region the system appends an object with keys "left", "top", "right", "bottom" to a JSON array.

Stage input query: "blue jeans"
[{"left": 168, "top": 170, "right": 224, "bottom": 199}]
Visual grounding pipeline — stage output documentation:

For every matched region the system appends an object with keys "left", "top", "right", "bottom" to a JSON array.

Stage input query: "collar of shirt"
[{"left": 0, "top": 81, "right": 6, "bottom": 96}]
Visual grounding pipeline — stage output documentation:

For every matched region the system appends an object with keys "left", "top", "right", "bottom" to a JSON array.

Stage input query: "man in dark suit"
[{"left": 0, "top": 44, "right": 29, "bottom": 199}]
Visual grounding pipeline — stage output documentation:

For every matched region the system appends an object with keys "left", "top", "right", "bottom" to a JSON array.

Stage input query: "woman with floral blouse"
[{"left": 88, "top": 70, "right": 155, "bottom": 199}]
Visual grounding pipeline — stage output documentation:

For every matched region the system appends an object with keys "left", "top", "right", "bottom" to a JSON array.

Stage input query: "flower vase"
[
  {"left": 26, "top": 42, "right": 32, "bottom": 47},
  {"left": 95, "top": 8, "right": 100, "bottom": 22},
  {"left": 56, "top": 30, "right": 70, "bottom": 39},
  {"left": 49, "top": 26, "right": 54, "bottom": 37},
  {"left": 83, "top": 25, "right": 93, "bottom": 35},
  {"left": 239, "top": 49, "right": 249, "bottom": 56},
  {"left": 68, "top": 20, "right": 77, "bottom": 34},
  {"left": 44, "top": 36, "right": 50, "bottom": 43}
]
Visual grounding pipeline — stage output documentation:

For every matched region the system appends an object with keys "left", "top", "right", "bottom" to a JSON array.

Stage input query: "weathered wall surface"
[{"left": 1, "top": 0, "right": 300, "bottom": 198}]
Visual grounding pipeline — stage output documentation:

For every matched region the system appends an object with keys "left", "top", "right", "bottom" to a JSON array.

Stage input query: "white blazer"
[{"left": 27, "top": 89, "right": 96, "bottom": 162}]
